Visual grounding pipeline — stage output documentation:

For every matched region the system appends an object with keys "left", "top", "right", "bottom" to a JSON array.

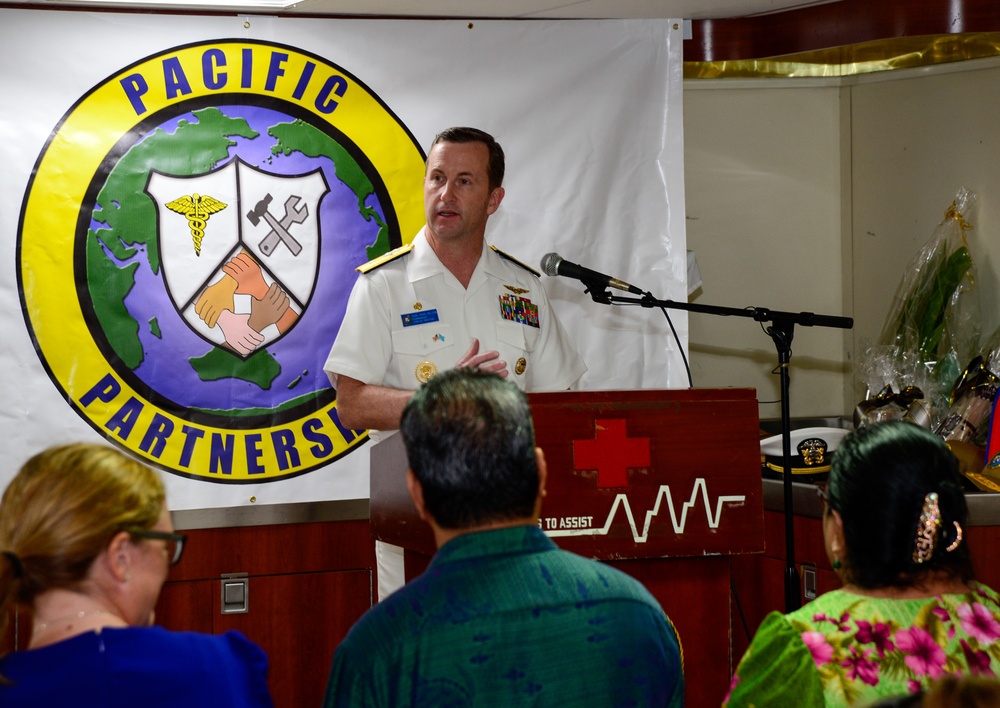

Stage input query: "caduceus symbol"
[{"left": 165, "top": 193, "right": 228, "bottom": 256}]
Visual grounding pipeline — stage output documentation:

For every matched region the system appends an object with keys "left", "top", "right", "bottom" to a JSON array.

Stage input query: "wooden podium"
[{"left": 370, "top": 388, "right": 764, "bottom": 708}]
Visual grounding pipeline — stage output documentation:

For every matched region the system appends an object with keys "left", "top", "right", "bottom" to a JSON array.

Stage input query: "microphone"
[{"left": 540, "top": 253, "right": 643, "bottom": 295}]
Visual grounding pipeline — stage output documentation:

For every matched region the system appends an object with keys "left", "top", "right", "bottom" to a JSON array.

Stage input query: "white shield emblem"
[{"left": 147, "top": 159, "right": 329, "bottom": 357}]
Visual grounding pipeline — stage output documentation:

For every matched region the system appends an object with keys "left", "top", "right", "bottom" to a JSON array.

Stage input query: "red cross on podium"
[{"left": 573, "top": 419, "right": 651, "bottom": 488}]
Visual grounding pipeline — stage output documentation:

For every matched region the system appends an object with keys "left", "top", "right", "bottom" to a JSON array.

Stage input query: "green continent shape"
[
  {"left": 270, "top": 119, "right": 390, "bottom": 259},
  {"left": 88, "top": 107, "right": 258, "bottom": 369},
  {"left": 191, "top": 348, "right": 280, "bottom": 393}
]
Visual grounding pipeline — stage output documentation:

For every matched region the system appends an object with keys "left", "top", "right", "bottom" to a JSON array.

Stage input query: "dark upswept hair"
[
  {"left": 430, "top": 126, "right": 505, "bottom": 191},
  {"left": 827, "top": 421, "right": 972, "bottom": 589},
  {"left": 400, "top": 368, "right": 537, "bottom": 530},
  {"left": 0, "top": 443, "right": 166, "bottom": 661}
]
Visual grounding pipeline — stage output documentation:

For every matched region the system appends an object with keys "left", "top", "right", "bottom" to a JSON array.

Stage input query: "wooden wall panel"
[
  {"left": 166, "top": 519, "right": 375, "bottom": 582},
  {"left": 213, "top": 570, "right": 372, "bottom": 708},
  {"left": 154, "top": 518, "right": 377, "bottom": 708},
  {"left": 1, "top": 606, "right": 30, "bottom": 654},
  {"left": 157, "top": 578, "right": 214, "bottom": 634}
]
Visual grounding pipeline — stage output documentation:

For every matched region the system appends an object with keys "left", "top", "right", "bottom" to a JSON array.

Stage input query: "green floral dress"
[{"left": 724, "top": 582, "right": 1000, "bottom": 707}]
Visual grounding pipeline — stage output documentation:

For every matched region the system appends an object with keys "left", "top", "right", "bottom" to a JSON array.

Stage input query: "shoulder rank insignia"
[
  {"left": 490, "top": 246, "right": 540, "bottom": 277},
  {"left": 357, "top": 243, "right": 414, "bottom": 273}
]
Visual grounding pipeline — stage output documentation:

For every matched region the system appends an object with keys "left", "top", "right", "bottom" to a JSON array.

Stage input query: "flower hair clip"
[{"left": 912, "top": 492, "right": 942, "bottom": 564}]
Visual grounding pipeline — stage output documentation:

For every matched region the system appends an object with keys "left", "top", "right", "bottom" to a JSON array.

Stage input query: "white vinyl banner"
[{"left": 0, "top": 10, "right": 687, "bottom": 511}]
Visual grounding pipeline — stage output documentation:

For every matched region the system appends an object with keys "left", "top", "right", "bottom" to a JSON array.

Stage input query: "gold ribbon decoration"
[
  {"left": 854, "top": 384, "right": 926, "bottom": 428},
  {"left": 944, "top": 201, "right": 974, "bottom": 247}
]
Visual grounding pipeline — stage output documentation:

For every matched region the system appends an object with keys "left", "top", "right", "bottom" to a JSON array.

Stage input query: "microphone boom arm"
[{"left": 596, "top": 292, "right": 854, "bottom": 330}]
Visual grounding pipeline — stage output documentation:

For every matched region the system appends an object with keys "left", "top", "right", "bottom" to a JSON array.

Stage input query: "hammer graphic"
[{"left": 247, "top": 194, "right": 308, "bottom": 256}]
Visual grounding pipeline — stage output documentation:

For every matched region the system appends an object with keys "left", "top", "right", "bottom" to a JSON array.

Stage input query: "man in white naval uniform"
[{"left": 324, "top": 127, "right": 586, "bottom": 598}]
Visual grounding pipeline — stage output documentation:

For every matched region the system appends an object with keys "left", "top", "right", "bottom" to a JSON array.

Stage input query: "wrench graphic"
[{"left": 247, "top": 194, "right": 309, "bottom": 256}]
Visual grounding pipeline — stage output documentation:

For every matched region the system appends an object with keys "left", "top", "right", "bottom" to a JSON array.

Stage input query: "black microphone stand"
[{"left": 578, "top": 280, "right": 853, "bottom": 612}]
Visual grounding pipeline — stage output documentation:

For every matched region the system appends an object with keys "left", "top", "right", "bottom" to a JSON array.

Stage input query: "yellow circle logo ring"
[{"left": 20, "top": 40, "right": 425, "bottom": 482}]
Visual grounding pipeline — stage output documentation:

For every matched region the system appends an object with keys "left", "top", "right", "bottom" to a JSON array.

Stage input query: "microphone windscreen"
[{"left": 540, "top": 252, "right": 562, "bottom": 277}]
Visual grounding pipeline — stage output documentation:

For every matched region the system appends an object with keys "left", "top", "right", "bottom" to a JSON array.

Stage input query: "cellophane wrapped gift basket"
[{"left": 856, "top": 188, "right": 1000, "bottom": 489}]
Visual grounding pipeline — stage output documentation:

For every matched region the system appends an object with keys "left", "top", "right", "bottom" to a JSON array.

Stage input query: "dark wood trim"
[{"left": 686, "top": 0, "right": 1000, "bottom": 62}]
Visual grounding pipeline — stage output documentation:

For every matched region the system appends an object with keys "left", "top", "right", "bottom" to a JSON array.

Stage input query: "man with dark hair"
[
  {"left": 323, "top": 368, "right": 685, "bottom": 707},
  {"left": 324, "top": 125, "right": 584, "bottom": 432},
  {"left": 324, "top": 126, "right": 586, "bottom": 597},
  {"left": 432, "top": 126, "right": 506, "bottom": 191}
]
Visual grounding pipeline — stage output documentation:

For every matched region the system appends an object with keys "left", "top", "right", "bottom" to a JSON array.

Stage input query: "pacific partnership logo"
[{"left": 18, "top": 40, "right": 426, "bottom": 482}]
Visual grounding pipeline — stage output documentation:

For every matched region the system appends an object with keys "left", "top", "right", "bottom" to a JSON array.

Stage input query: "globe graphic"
[{"left": 84, "top": 103, "right": 392, "bottom": 424}]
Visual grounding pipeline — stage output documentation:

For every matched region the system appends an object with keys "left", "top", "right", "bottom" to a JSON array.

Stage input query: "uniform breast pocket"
[
  {"left": 390, "top": 325, "right": 454, "bottom": 384},
  {"left": 496, "top": 320, "right": 539, "bottom": 384},
  {"left": 495, "top": 319, "right": 537, "bottom": 354}
]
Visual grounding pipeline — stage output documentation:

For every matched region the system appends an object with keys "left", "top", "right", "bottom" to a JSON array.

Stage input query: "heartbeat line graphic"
[{"left": 546, "top": 478, "right": 745, "bottom": 543}]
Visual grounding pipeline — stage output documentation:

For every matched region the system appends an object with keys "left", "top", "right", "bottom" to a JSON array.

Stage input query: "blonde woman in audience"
[{"left": 0, "top": 443, "right": 274, "bottom": 706}]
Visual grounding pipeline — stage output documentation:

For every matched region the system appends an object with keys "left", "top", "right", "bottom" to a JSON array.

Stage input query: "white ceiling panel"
[{"left": 5, "top": 0, "right": 841, "bottom": 20}]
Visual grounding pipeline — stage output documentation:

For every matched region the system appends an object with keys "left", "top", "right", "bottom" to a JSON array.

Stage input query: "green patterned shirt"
[{"left": 324, "top": 525, "right": 684, "bottom": 707}]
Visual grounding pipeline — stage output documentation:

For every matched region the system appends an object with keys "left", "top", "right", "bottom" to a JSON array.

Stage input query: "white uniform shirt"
[{"left": 324, "top": 229, "right": 586, "bottom": 397}]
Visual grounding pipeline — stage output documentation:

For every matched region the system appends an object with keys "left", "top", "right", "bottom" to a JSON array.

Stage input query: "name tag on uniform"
[{"left": 401, "top": 309, "right": 440, "bottom": 327}]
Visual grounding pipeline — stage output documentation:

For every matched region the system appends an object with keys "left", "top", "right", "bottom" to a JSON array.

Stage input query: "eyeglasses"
[
  {"left": 814, "top": 482, "right": 833, "bottom": 508},
  {"left": 128, "top": 529, "right": 187, "bottom": 565}
]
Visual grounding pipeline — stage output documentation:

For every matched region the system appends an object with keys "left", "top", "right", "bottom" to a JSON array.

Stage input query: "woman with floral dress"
[{"left": 725, "top": 420, "right": 1000, "bottom": 706}]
